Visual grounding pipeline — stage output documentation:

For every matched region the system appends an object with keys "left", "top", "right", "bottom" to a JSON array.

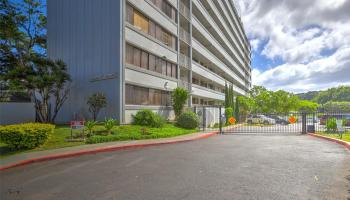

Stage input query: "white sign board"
[{"left": 336, "top": 120, "right": 345, "bottom": 133}]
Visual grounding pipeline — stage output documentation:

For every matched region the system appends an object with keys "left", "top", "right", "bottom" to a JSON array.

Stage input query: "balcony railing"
[
  {"left": 179, "top": 80, "right": 191, "bottom": 91},
  {"left": 179, "top": 54, "right": 191, "bottom": 70},
  {"left": 179, "top": 27, "right": 190, "bottom": 44},
  {"left": 179, "top": 2, "right": 190, "bottom": 19}
]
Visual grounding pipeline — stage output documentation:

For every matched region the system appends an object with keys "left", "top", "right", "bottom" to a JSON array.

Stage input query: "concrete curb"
[
  {"left": 307, "top": 133, "right": 350, "bottom": 150},
  {"left": 0, "top": 131, "right": 218, "bottom": 171}
]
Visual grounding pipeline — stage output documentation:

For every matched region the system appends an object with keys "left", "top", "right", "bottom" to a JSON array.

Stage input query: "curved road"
[{"left": 1, "top": 134, "right": 349, "bottom": 200}]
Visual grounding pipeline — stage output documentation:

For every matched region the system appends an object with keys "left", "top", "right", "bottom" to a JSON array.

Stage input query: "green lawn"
[
  {"left": 316, "top": 132, "right": 350, "bottom": 142},
  {"left": 0, "top": 123, "right": 198, "bottom": 158}
]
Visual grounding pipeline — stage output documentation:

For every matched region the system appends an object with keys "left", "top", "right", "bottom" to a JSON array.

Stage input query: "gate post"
[
  {"left": 302, "top": 113, "right": 307, "bottom": 134},
  {"left": 203, "top": 106, "right": 206, "bottom": 131},
  {"left": 219, "top": 106, "right": 222, "bottom": 134}
]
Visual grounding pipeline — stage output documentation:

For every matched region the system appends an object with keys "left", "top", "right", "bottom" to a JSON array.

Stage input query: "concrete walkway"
[{"left": 0, "top": 131, "right": 218, "bottom": 169}]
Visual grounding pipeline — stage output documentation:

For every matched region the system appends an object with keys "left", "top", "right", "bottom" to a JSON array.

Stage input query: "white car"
[{"left": 246, "top": 115, "right": 276, "bottom": 125}]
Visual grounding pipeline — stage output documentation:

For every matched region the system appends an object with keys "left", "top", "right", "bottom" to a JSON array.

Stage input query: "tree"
[
  {"left": 172, "top": 87, "right": 189, "bottom": 118},
  {"left": 298, "top": 100, "right": 318, "bottom": 113},
  {"left": 320, "top": 101, "right": 350, "bottom": 112},
  {"left": 1, "top": 0, "right": 71, "bottom": 123},
  {"left": 234, "top": 95, "right": 240, "bottom": 121},
  {"left": 224, "top": 82, "right": 235, "bottom": 113},
  {"left": 312, "top": 86, "right": 350, "bottom": 104},
  {"left": 271, "top": 90, "right": 300, "bottom": 113},
  {"left": 87, "top": 93, "right": 107, "bottom": 121}
]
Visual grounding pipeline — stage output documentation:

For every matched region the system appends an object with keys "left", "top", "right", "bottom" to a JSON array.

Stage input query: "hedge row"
[{"left": 0, "top": 123, "right": 55, "bottom": 149}]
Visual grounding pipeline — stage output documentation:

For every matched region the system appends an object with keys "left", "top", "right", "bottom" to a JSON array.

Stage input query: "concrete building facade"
[{"left": 47, "top": 0, "right": 251, "bottom": 124}]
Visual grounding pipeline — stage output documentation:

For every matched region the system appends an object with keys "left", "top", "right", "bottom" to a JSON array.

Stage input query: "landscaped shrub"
[
  {"left": 132, "top": 110, "right": 164, "bottom": 128},
  {"left": 326, "top": 117, "right": 337, "bottom": 133},
  {"left": 176, "top": 111, "right": 199, "bottom": 129},
  {"left": 0, "top": 123, "right": 55, "bottom": 149}
]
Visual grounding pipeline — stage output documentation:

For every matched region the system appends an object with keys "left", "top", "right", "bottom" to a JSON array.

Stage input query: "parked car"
[
  {"left": 306, "top": 116, "right": 318, "bottom": 123},
  {"left": 320, "top": 114, "right": 350, "bottom": 126},
  {"left": 246, "top": 115, "right": 276, "bottom": 125},
  {"left": 267, "top": 115, "right": 290, "bottom": 125}
]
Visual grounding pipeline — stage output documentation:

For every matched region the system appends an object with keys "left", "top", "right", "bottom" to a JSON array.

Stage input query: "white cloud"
[
  {"left": 236, "top": 0, "right": 350, "bottom": 92},
  {"left": 249, "top": 39, "right": 260, "bottom": 51}
]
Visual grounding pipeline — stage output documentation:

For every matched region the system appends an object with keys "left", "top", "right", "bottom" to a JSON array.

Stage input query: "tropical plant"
[
  {"left": 172, "top": 87, "right": 189, "bottom": 118},
  {"left": 1, "top": 0, "right": 71, "bottom": 123},
  {"left": 87, "top": 93, "right": 107, "bottom": 121},
  {"left": 104, "top": 118, "right": 117, "bottom": 134},
  {"left": 85, "top": 120, "right": 97, "bottom": 137}
]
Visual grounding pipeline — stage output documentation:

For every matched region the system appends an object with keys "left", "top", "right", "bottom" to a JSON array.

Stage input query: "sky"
[{"left": 235, "top": 0, "right": 350, "bottom": 93}]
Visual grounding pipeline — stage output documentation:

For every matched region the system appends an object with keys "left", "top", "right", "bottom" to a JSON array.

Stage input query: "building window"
[
  {"left": 149, "top": 54, "right": 156, "bottom": 71},
  {"left": 161, "top": 60, "right": 167, "bottom": 76},
  {"left": 155, "top": 57, "right": 162, "bottom": 73},
  {"left": 150, "top": 0, "right": 177, "bottom": 23},
  {"left": 133, "top": 10, "right": 149, "bottom": 33},
  {"left": 141, "top": 51, "right": 149, "bottom": 69},
  {"left": 126, "top": 84, "right": 170, "bottom": 106},
  {"left": 126, "top": 44, "right": 133, "bottom": 64},
  {"left": 166, "top": 62, "right": 172, "bottom": 77},
  {"left": 133, "top": 47, "right": 141, "bottom": 67},
  {"left": 171, "top": 63, "right": 177, "bottom": 78},
  {"left": 192, "top": 97, "right": 199, "bottom": 104},
  {"left": 149, "top": 21, "right": 156, "bottom": 37},
  {"left": 126, "top": 43, "right": 177, "bottom": 79},
  {"left": 126, "top": 4, "right": 134, "bottom": 24},
  {"left": 127, "top": 4, "right": 177, "bottom": 50}
]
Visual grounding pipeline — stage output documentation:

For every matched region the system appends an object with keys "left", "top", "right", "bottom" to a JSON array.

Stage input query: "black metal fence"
[
  {"left": 221, "top": 112, "right": 350, "bottom": 135},
  {"left": 192, "top": 106, "right": 350, "bottom": 136}
]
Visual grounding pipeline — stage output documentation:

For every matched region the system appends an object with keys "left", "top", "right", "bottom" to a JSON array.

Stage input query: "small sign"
[
  {"left": 289, "top": 116, "right": 296, "bottom": 124},
  {"left": 336, "top": 120, "right": 344, "bottom": 132},
  {"left": 228, "top": 117, "right": 236, "bottom": 124},
  {"left": 70, "top": 121, "right": 85, "bottom": 129}
]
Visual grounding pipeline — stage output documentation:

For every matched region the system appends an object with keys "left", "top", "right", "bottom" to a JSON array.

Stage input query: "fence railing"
[
  {"left": 178, "top": 80, "right": 191, "bottom": 91},
  {"left": 191, "top": 106, "right": 350, "bottom": 136}
]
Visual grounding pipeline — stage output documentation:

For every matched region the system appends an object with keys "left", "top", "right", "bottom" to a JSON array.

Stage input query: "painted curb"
[
  {"left": 307, "top": 133, "right": 350, "bottom": 150},
  {"left": 0, "top": 131, "right": 218, "bottom": 171}
]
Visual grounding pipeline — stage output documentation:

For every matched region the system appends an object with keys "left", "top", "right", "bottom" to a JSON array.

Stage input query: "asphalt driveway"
[{"left": 1, "top": 134, "right": 349, "bottom": 200}]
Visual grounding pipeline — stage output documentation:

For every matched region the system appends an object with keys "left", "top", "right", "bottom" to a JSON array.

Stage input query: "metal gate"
[
  {"left": 220, "top": 112, "right": 307, "bottom": 135},
  {"left": 193, "top": 106, "right": 349, "bottom": 135}
]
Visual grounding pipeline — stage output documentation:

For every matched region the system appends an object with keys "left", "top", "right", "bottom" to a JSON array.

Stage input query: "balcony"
[
  {"left": 178, "top": 80, "right": 191, "bottom": 91},
  {"left": 179, "top": 53, "right": 191, "bottom": 70},
  {"left": 192, "top": 38, "right": 245, "bottom": 87},
  {"left": 179, "top": 2, "right": 190, "bottom": 20},
  {"left": 179, "top": 27, "right": 190, "bottom": 44},
  {"left": 192, "top": 16, "right": 245, "bottom": 75},
  {"left": 191, "top": 84, "right": 225, "bottom": 101}
]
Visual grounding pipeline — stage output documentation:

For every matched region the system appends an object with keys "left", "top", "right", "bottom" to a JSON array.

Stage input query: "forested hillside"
[{"left": 297, "top": 86, "right": 350, "bottom": 103}]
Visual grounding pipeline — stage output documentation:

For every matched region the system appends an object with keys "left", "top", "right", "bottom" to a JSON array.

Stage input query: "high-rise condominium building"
[{"left": 47, "top": 0, "right": 251, "bottom": 123}]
